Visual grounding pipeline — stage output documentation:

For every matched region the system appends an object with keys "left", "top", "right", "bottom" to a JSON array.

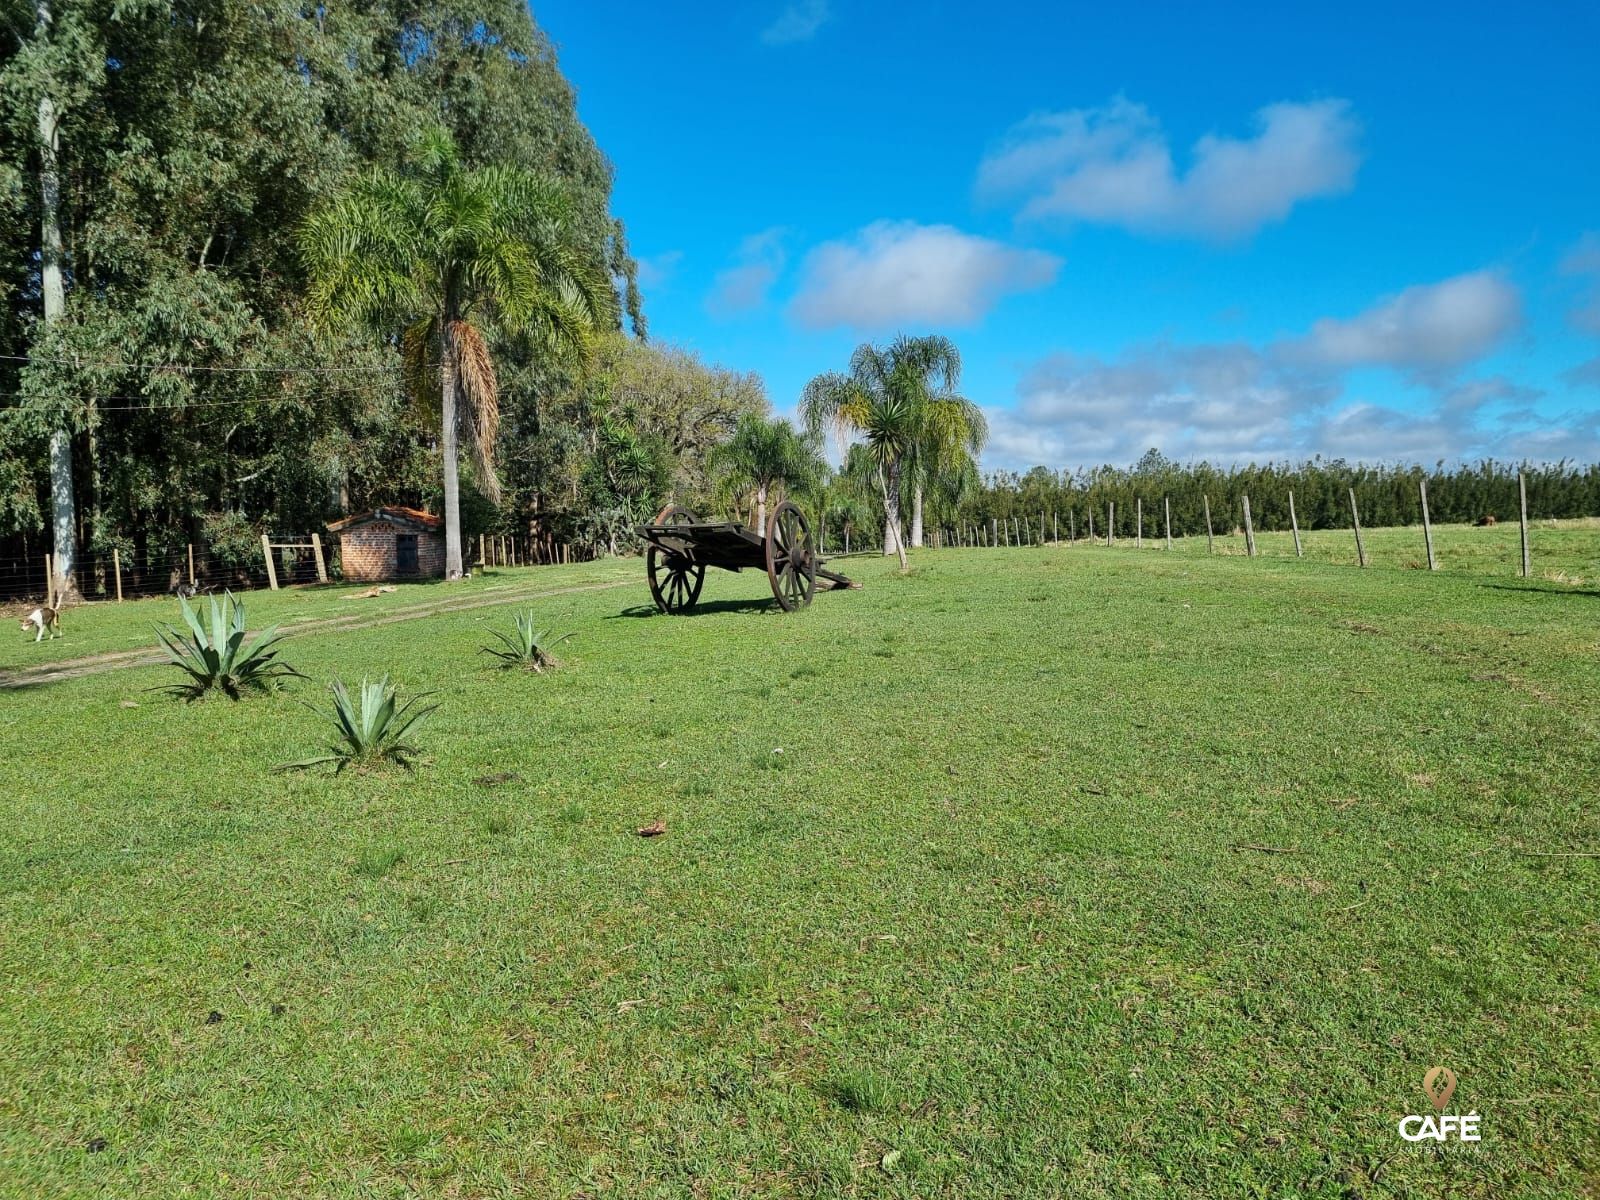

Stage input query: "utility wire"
[{"left": 0, "top": 353, "right": 398, "bottom": 375}]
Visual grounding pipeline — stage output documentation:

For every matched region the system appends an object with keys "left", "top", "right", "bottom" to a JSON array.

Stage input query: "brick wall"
[{"left": 337, "top": 522, "right": 446, "bottom": 582}]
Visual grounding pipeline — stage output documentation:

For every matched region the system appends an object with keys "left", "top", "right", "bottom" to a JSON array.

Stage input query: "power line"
[{"left": 0, "top": 353, "right": 399, "bottom": 375}]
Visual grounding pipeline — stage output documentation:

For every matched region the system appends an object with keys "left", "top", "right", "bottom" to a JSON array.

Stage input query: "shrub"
[
  {"left": 282, "top": 676, "right": 437, "bottom": 773},
  {"left": 481, "top": 611, "right": 572, "bottom": 672},
  {"left": 154, "top": 592, "right": 302, "bottom": 700},
  {"left": 200, "top": 511, "right": 265, "bottom": 572}
]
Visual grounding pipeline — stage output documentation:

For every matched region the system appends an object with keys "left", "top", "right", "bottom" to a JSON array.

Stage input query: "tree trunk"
[
  {"left": 879, "top": 462, "right": 907, "bottom": 571},
  {"left": 440, "top": 336, "right": 464, "bottom": 578},
  {"left": 35, "top": 4, "right": 78, "bottom": 599},
  {"left": 910, "top": 484, "right": 924, "bottom": 548},
  {"left": 757, "top": 481, "right": 767, "bottom": 535}
]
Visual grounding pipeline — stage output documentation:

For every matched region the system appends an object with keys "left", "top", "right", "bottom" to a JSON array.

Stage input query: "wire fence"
[{"left": 0, "top": 529, "right": 591, "bottom": 609}]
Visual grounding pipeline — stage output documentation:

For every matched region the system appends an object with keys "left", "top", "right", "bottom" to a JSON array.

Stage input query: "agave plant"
[
  {"left": 282, "top": 676, "right": 438, "bottom": 773},
  {"left": 481, "top": 611, "right": 572, "bottom": 672},
  {"left": 154, "top": 591, "right": 303, "bottom": 700}
]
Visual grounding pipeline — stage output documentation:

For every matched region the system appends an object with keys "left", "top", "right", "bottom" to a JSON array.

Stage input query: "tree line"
[
  {"left": 937, "top": 452, "right": 1600, "bottom": 541},
  {"left": 0, "top": 0, "right": 769, "bottom": 594}
]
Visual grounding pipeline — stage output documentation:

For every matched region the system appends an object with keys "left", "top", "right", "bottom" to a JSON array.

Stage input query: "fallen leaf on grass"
[{"left": 636, "top": 820, "right": 667, "bottom": 837}]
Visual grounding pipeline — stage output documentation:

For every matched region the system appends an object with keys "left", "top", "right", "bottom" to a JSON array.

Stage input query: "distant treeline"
[{"left": 945, "top": 453, "right": 1600, "bottom": 539}]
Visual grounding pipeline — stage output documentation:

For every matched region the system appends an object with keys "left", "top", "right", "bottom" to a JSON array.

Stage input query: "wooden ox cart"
[{"left": 635, "top": 501, "right": 856, "bottom": 613}]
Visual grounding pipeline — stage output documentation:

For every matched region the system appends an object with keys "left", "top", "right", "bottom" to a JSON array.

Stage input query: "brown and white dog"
[{"left": 20, "top": 605, "right": 61, "bottom": 642}]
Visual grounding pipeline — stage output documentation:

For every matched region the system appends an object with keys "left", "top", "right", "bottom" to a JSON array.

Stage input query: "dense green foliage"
[
  {"left": 2, "top": 547, "right": 1596, "bottom": 1195},
  {"left": 0, "top": 0, "right": 669, "bottom": 577},
  {"left": 949, "top": 452, "right": 1600, "bottom": 541},
  {"left": 301, "top": 127, "right": 613, "bottom": 576}
]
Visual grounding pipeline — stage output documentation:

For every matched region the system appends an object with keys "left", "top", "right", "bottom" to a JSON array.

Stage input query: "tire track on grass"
[{"left": 0, "top": 576, "right": 641, "bottom": 689}]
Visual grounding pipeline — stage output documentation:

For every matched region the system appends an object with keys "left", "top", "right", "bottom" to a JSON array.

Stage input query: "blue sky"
[{"left": 534, "top": 0, "right": 1600, "bottom": 471}]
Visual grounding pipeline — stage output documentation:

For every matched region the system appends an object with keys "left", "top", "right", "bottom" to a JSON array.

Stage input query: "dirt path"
[{"left": 0, "top": 577, "right": 640, "bottom": 689}]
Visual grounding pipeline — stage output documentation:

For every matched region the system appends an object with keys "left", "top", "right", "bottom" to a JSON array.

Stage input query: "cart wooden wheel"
[
  {"left": 765, "top": 500, "right": 817, "bottom": 611},
  {"left": 647, "top": 505, "right": 705, "bottom": 614}
]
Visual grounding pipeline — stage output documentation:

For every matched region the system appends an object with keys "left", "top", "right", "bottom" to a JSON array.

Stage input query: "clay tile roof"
[{"left": 326, "top": 506, "right": 444, "bottom": 533}]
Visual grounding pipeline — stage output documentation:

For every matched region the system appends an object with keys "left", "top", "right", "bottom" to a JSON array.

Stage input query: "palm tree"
[
  {"left": 300, "top": 130, "right": 612, "bottom": 577},
  {"left": 799, "top": 335, "right": 960, "bottom": 569},
  {"left": 906, "top": 394, "right": 987, "bottom": 546},
  {"left": 710, "top": 414, "right": 824, "bottom": 532}
]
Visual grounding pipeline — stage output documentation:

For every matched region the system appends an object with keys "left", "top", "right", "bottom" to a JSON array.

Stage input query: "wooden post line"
[
  {"left": 1136, "top": 498, "right": 1143, "bottom": 548},
  {"left": 1164, "top": 497, "right": 1172, "bottom": 551},
  {"left": 1518, "top": 471, "right": 1531, "bottom": 579},
  {"left": 1349, "top": 488, "right": 1368, "bottom": 568},
  {"left": 1202, "top": 495, "right": 1214, "bottom": 554},
  {"left": 1242, "top": 494, "right": 1256, "bottom": 558},
  {"left": 1107, "top": 501, "right": 1115, "bottom": 546},
  {"left": 1419, "top": 479, "right": 1437, "bottom": 571},
  {"left": 1288, "top": 489, "right": 1303, "bottom": 558}
]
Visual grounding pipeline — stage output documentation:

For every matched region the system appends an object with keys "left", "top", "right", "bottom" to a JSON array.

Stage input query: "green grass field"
[{"left": 2, "top": 530, "right": 1598, "bottom": 1197}]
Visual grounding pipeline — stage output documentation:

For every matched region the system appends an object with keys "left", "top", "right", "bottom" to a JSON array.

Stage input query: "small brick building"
[{"left": 327, "top": 507, "right": 446, "bottom": 582}]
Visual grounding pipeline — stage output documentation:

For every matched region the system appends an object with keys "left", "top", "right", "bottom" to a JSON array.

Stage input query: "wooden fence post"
[
  {"left": 1242, "top": 494, "right": 1256, "bottom": 558},
  {"left": 1164, "top": 497, "right": 1172, "bottom": 550},
  {"left": 991, "top": 517, "right": 997, "bottom": 546},
  {"left": 1136, "top": 498, "right": 1143, "bottom": 548},
  {"left": 1053, "top": 511, "right": 1058, "bottom": 543},
  {"left": 1108, "top": 502, "right": 1115, "bottom": 546},
  {"left": 187, "top": 543, "right": 196, "bottom": 586},
  {"left": 1349, "top": 488, "right": 1368, "bottom": 568},
  {"left": 1070, "top": 509, "right": 1076, "bottom": 542},
  {"left": 1087, "top": 508, "right": 1094, "bottom": 541},
  {"left": 310, "top": 533, "right": 329, "bottom": 583},
  {"left": 1419, "top": 479, "right": 1437, "bottom": 571},
  {"left": 1202, "top": 495, "right": 1214, "bottom": 554},
  {"left": 43, "top": 553, "right": 54, "bottom": 607},
  {"left": 1518, "top": 471, "right": 1530, "bottom": 578},
  {"left": 261, "top": 534, "right": 279, "bottom": 590},
  {"left": 1288, "top": 489, "right": 1303, "bottom": 558},
  {"left": 113, "top": 548, "right": 123, "bottom": 602}
]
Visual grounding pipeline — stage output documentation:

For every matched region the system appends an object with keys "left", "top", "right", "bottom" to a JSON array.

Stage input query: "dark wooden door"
[{"left": 395, "top": 533, "right": 419, "bottom": 575}]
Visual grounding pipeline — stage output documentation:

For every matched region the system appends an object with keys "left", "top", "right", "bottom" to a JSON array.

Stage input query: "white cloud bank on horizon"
[
  {"left": 761, "top": 0, "right": 829, "bottom": 45},
  {"left": 977, "top": 97, "right": 1361, "bottom": 240},
  {"left": 979, "top": 270, "right": 1583, "bottom": 469},
  {"left": 789, "top": 220, "right": 1061, "bottom": 330}
]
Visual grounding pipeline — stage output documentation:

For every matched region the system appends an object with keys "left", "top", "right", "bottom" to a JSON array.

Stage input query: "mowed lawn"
[{"left": 1, "top": 541, "right": 1597, "bottom": 1197}]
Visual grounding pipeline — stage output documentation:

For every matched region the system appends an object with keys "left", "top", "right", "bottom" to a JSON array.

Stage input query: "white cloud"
[
  {"left": 706, "top": 230, "right": 787, "bottom": 319},
  {"left": 1280, "top": 271, "right": 1521, "bottom": 372},
  {"left": 980, "top": 266, "right": 1559, "bottom": 471},
  {"left": 761, "top": 0, "right": 829, "bottom": 45},
  {"left": 977, "top": 97, "right": 1361, "bottom": 240},
  {"left": 1559, "top": 232, "right": 1600, "bottom": 335},
  {"left": 789, "top": 220, "right": 1060, "bottom": 330},
  {"left": 1564, "top": 356, "right": 1600, "bottom": 390},
  {"left": 988, "top": 346, "right": 1572, "bottom": 469},
  {"left": 993, "top": 343, "right": 1330, "bottom": 466},
  {"left": 634, "top": 250, "right": 683, "bottom": 291}
]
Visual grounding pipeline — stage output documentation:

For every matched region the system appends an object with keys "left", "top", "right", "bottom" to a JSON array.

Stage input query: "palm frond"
[{"left": 447, "top": 319, "right": 501, "bottom": 502}]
